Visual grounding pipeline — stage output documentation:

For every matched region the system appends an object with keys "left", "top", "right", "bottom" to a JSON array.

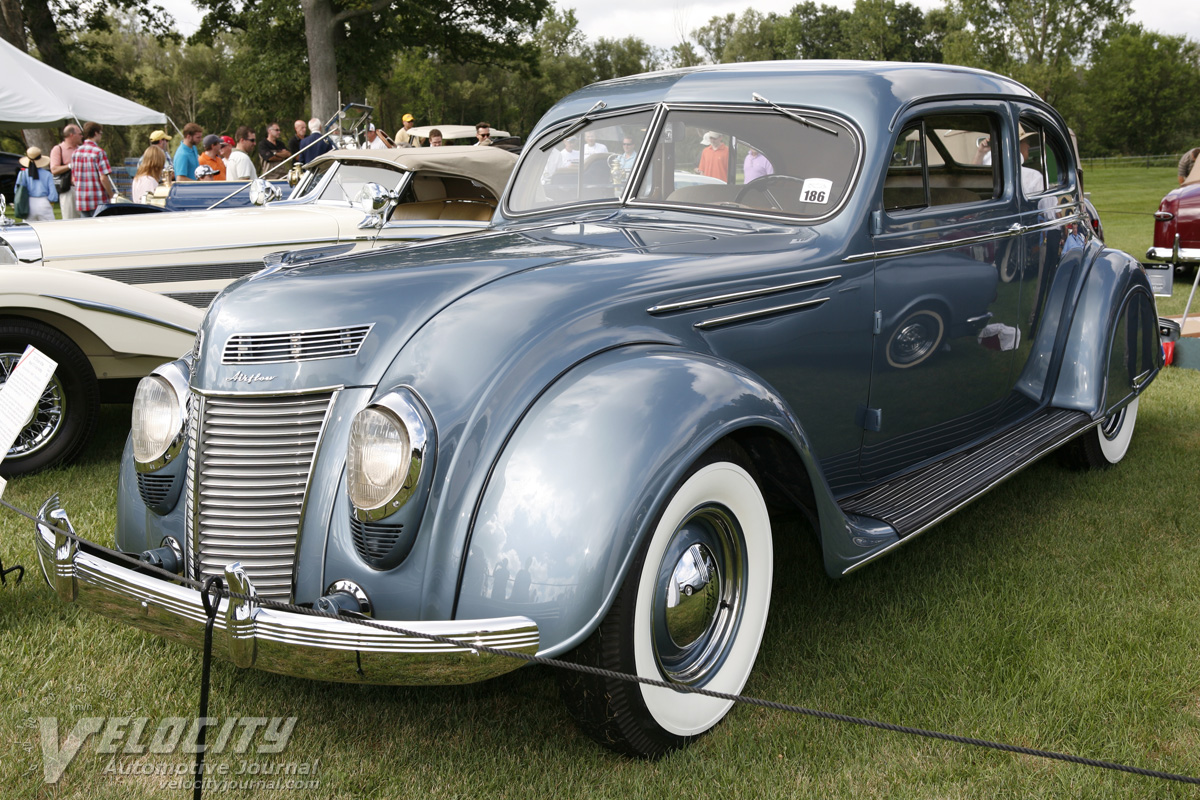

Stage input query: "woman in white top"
[{"left": 132, "top": 145, "right": 166, "bottom": 204}]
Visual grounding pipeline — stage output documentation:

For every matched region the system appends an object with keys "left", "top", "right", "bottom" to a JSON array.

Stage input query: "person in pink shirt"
[
  {"left": 50, "top": 123, "right": 82, "bottom": 219},
  {"left": 743, "top": 147, "right": 774, "bottom": 183}
]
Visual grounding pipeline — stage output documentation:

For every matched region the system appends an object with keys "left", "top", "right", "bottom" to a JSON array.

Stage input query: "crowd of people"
[{"left": 9, "top": 113, "right": 501, "bottom": 220}]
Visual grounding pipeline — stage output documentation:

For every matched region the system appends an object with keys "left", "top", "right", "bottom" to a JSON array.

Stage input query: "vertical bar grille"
[{"left": 188, "top": 390, "right": 335, "bottom": 600}]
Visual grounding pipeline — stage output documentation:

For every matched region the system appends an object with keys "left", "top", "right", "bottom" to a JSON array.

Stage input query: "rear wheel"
[
  {"left": 1064, "top": 398, "right": 1138, "bottom": 469},
  {"left": 559, "top": 443, "right": 772, "bottom": 758},
  {"left": 0, "top": 321, "right": 99, "bottom": 477}
]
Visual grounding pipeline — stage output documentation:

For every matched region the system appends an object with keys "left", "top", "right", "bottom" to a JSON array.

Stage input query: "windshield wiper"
[
  {"left": 752, "top": 93, "right": 838, "bottom": 136},
  {"left": 540, "top": 100, "right": 608, "bottom": 151}
]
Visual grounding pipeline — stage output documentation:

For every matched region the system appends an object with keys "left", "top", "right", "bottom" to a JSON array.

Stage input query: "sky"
[{"left": 162, "top": 0, "right": 1200, "bottom": 55}]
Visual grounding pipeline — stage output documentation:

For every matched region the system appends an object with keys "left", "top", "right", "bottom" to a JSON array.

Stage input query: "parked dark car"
[
  {"left": 38, "top": 61, "right": 1161, "bottom": 758},
  {"left": 0, "top": 150, "right": 20, "bottom": 202},
  {"left": 92, "top": 179, "right": 294, "bottom": 216}
]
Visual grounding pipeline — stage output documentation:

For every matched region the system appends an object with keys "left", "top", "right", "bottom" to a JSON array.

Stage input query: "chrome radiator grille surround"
[
  {"left": 223, "top": 325, "right": 373, "bottom": 365},
  {"left": 186, "top": 389, "right": 337, "bottom": 600}
]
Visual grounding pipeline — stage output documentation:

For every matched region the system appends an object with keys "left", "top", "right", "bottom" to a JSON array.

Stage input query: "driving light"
[{"left": 131, "top": 375, "right": 183, "bottom": 466}]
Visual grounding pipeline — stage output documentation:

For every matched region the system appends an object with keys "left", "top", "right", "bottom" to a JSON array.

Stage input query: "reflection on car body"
[{"left": 37, "top": 61, "right": 1161, "bottom": 759}]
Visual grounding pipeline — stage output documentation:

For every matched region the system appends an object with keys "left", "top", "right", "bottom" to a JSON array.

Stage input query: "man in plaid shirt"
[{"left": 70, "top": 121, "right": 116, "bottom": 215}]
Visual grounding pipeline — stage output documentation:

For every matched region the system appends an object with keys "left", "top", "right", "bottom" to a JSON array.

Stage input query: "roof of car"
[
  {"left": 309, "top": 144, "right": 517, "bottom": 198},
  {"left": 532, "top": 60, "right": 1040, "bottom": 140}
]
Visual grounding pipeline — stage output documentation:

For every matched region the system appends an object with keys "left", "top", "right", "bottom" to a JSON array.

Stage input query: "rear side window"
[
  {"left": 885, "top": 114, "right": 1000, "bottom": 211},
  {"left": 1017, "top": 117, "right": 1070, "bottom": 197}
]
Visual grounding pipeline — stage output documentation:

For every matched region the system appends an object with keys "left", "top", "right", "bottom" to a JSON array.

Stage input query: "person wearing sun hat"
[{"left": 16, "top": 146, "right": 59, "bottom": 221}]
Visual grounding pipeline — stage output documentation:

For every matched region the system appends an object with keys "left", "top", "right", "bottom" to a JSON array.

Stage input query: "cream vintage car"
[{"left": 0, "top": 145, "right": 516, "bottom": 476}]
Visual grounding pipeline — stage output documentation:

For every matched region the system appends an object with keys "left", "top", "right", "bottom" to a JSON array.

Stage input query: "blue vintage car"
[{"left": 37, "top": 61, "right": 1161, "bottom": 757}]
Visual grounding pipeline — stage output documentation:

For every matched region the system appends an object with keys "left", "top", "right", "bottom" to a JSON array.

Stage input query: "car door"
[
  {"left": 860, "top": 106, "right": 1025, "bottom": 481},
  {"left": 1003, "top": 108, "right": 1082, "bottom": 413}
]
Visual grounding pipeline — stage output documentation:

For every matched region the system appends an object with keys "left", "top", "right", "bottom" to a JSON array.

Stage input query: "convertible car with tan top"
[{"left": 0, "top": 145, "right": 516, "bottom": 475}]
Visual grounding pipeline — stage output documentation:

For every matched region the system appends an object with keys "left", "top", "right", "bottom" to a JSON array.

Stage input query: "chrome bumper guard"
[
  {"left": 1146, "top": 237, "right": 1200, "bottom": 264},
  {"left": 34, "top": 499, "right": 539, "bottom": 685}
]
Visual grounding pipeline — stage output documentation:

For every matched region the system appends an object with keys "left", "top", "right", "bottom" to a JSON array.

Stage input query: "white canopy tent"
[{"left": 0, "top": 37, "right": 165, "bottom": 130}]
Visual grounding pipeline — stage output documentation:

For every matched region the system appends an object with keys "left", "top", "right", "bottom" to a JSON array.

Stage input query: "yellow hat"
[
  {"left": 150, "top": 130, "right": 170, "bottom": 143},
  {"left": 402, "top": 113, "right": 414, "bottom": 122}
]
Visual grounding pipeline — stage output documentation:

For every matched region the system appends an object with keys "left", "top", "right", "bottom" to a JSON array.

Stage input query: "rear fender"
[
  {"left": 455, "top": 345, "right": 853, "bottom": 657},
  {"left": 1051, "top": 248, "right": 1160, "bottom": 416}
]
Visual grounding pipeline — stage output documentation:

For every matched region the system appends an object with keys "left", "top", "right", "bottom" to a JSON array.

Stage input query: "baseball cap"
[
  {"left": 202, "top": 134, "right": 221, "bottom": 148},
  {"left": 220, "top": 135, "right": 235, "bottom": 147},
  {"left": 149, "top": 130, "right": 169, "bottom": 143},
  {"left": 402, "top": 113, "right": 414, "bottom": 122},
  {"left": 194, "top": 164, "right": 217, "bottom": 179},
  {"left": 367, "top": 123, "right": 376, "bottom": 131}
]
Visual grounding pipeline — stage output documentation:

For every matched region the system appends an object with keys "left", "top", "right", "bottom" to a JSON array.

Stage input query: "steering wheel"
[{"left": 735, "top": 175, "right": 807, "bottom": 212}]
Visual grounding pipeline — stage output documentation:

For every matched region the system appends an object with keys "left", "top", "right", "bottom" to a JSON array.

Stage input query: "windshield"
[
  {"left": 506, "top": 110, "right": 655, "bottom": 213},
  {"left": 633, "top": 109, "right": 859, "bottom": 219},
  {"left": 507, "top": 106, "right": 860, "bottom": 220},
  {"left": 316, "top": 162, "right": 409, "bottom": 204}
]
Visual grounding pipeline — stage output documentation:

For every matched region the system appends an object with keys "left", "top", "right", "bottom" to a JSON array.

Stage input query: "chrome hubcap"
[
  {"left": 0, "top": 352, "right": 66, "bottom": 459},
  {"left": 653, "top": 504, "right": 745, "bottom": 686},
  {"left": 893, "top": 321, "right": 936, "bottom": 363},
  {"left": 1100, "top": 405, "right": 1127, "bottom": 440}
]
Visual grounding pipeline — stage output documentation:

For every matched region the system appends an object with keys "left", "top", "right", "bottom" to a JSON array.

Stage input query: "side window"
[
  {"left": 884, "top": 114, "right": 1000, "bottom": 212},
  {"left": 1018, "top": 117, "right": 1069, "bottom": 197}
]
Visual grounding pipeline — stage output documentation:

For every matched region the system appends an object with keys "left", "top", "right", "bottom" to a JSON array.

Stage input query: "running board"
[{"left": 839, "top": 408, "right": 1093, "bottom": 557}]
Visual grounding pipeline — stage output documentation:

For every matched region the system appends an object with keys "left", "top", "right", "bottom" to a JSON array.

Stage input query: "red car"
[{"left": 1148, "top": 176, "right": 1200, "bottom": 273}]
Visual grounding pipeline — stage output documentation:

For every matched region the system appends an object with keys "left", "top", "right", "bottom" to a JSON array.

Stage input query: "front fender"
[
  {"left": 455, "top": 345, "right": 827, "bottom": 657},
  {"left": 1, "top": 266, "right": 202, "bottom": 366},
  {"left": 1051, "top": 248, "right": 1160, "bottom": 416}
]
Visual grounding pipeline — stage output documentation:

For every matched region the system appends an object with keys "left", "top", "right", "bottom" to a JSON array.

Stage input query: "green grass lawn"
[
  {"left": 1, "top": 167, "right": 1198, "bottom": 798},
  {"left": 1084, "top": 165, "right": 1194, "bottom": 316}
]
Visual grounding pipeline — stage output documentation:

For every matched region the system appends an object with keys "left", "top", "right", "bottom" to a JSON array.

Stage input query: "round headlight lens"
[
  {"left": 131, "top": 375, "right": 182, "bottom": 464},
  {"left": 347, "top": 407, "right": 411, "bottom": 511}
]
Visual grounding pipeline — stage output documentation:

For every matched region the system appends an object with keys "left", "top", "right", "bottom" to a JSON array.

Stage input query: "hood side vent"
[{"left": 223, "top": 324, "right": 373, "bottom": 365}]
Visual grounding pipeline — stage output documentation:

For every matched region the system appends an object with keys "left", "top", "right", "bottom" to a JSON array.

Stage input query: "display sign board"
[
  {"left": 0, "top": 346, "right": 58, "bottom": 497},
  {"left": 1145, "top": 264, "right": 1174, "bottom": 297}
]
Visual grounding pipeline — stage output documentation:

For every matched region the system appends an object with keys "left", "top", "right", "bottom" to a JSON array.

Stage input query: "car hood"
[
  {"left": 192, "top": 215, "right": 738, "bottom": 391},
  {"left": 30, "top": 204, "right": 355, "bottom": 268}
]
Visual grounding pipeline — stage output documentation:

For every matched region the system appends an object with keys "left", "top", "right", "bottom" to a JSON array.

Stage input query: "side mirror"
[
  {"left": 357, "top": 183, "right": 393, "bottom": 215},
  {"left": 249, "top": 179, "right": 282, "bottom": 206},
  {"left": 356, "top": 183, "right": 396, "bottom": 230}
]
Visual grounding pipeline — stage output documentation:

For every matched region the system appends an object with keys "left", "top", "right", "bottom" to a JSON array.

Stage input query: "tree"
[
  {"left": 197, "top": 0, "right": 549, "bottom": 122},
  {"left": 776, "top": 2, "right": 853, "bottom": 59},
  {"left": 1077, "top": 24, "right": 1200, "bottom": 155},
  {"left": 944, "top": 0, "right": 1130, "bottom": 103}
]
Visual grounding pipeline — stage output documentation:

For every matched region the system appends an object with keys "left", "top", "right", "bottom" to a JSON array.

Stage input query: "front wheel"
[
  {"left": 559, "top": 443, "right": 772, "bottom": 758},
  {"left": 0, "top": 321, "right": 100, "bottom": 477},
  {"left": 1064, "top": 397, "right": 1138, "bottom": 470}
]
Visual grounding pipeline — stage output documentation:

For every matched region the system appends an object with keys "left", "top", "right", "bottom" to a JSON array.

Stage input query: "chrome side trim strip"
[
  {"left": 46, "top": 236, "right": 344, "bottom": 263},
  {"left": 845, "top": 213, "right": 1083, "bottom": 263},
  {"left": 648, "top": 275, "right": 840, "bottom": 315},
  {"left": 695, "top": 296, "right": 830, "bottom": 330},
  {"left": 43, "top": 295, "right": 199, "bottom": 335}
]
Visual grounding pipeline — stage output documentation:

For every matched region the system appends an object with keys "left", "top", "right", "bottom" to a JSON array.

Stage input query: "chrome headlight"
[
  {"left": 131, "top": 364, "right": 189, "bottom": 471},
  {"left": 347, "top": 392, "right": 429, "bottom": 521}
]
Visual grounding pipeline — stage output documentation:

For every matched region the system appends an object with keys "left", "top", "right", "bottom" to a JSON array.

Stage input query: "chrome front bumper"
[{"left": 34, "top": 500, "right": 539, "bottom": 685}]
